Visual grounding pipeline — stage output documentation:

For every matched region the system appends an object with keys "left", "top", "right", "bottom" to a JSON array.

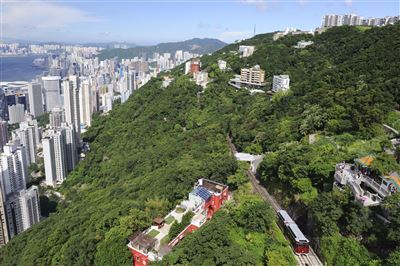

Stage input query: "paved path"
[{"left": 226, "top": 135, "right": 324, "bottom": 266}]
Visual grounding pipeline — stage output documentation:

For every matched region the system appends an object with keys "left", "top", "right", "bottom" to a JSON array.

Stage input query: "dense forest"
[{"left": 1, "top": 24, "right": 400, "bottom": 265}]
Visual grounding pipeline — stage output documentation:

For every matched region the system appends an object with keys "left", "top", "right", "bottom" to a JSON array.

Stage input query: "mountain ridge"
[{"left": 97, "top": 38, "right": 227, "bottom": 60}]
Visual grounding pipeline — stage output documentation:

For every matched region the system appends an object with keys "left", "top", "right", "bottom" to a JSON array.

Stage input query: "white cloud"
[
  {"left": 219, "top": 31, "right": 251, "bottom": 43},
  {"left": 345, "top": 0, "right": 353, "bottom": 5},
  {"left": 240, "top": 0, "right": 268, "bottom": 12},
  {"left": 1, "top": 1, "right": 101, "bottom": 40}
]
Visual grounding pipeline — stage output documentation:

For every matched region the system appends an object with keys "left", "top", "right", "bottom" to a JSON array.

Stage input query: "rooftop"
[
  {"left": 192, "top": 187, "right": 212, "bottom": 201},
  {"left": 128, "top": 232, "right": 157, "bottom": 251},
  {"left": 199, "top": 178, "right": 227, "bottom": 194},
  {"left": 355, "top": 155, "right": 375, "bottom": 167}
]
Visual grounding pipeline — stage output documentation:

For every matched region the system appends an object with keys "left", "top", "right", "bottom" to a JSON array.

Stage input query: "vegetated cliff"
[{"left": 1, "top": 23, "right": 400, "bottom": 266}]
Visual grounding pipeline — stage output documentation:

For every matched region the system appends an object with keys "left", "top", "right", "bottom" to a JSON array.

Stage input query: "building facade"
[
  {"left": 49, "top": 107, "right": 66, "bottom": 128},
  {"left": 79, "top": 79, "right": 92, "bottom": 127},
  {"left": 63, "top": 76, "right": 81, "bottom": 140},
  {"left": 43, "top": 129, "right": 67, "bottom": 187},
  {"left": 42, "top": 76, "right": 61, "bottom": 112},
  {"left": 27, "top": 82, "right": 44, "bottom": 117},
  {"left": 13, "top": 123, "right": 37, "bottom": 165},
  {"left": 0, "top": 141, "right": 28, "bottom": 195},
  {"left": 240, "top": 65, "right": 265, "bottom": 85},
  {"left": 4, "top": 186, "right": 40, "bottom": 239},
  {"left": 0, "top": 120, "right": 8, "bottom": 152},
  {"left": 272, "top": 75, "right": 290, "bottom": 92},
  {"left": 8, "top": 104, "right": 25, "bottom": 124}
]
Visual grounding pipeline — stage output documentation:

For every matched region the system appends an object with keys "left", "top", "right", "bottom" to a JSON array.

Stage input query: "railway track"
[{"left": 227, "top": 135, "right": 324, "bottom": 266}]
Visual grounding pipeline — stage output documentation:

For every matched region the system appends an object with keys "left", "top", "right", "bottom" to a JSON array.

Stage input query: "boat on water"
[{"left": 32, "top": 58, "right": 46, "bottom": 68}]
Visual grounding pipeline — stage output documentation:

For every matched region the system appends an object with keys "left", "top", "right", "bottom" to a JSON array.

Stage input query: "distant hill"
[{"left": 97, "top": 38, "right": 227, "bottom": 60}]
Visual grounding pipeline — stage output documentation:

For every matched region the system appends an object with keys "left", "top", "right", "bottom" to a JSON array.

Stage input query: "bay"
[{"left": 0, "top": 55, "right": 46, "bottom": 82}]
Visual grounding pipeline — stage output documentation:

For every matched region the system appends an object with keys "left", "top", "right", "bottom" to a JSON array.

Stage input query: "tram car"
[{"left": 277, "top": 210, "right": 310, "bottom": 254}]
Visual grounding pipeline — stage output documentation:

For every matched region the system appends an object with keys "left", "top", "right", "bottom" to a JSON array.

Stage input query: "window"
[{"left": 136, "top": 256, "right": 140, "bottom": 262}]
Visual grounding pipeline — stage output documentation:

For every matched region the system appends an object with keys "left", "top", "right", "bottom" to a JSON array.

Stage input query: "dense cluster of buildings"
[
  {"left": 0, "top": 43, "right": 100, "bottom": 57},
  {"left": 0, "top": 128, "right": 40, "bottom": 245},
  {"left": 273, "top": 28, "right": 314, "bottom": 41},
  {"left": 128, "top": 179, "right": 229, "bottom": 266},
  {"left": 322, "top": 14, "right": 399, "bottom": 28},
  {"left": 184, "top": 58, "right": 210, "bottom": 88},
  {"left": 0, "top": 43, "right": 204, "bottom": 246}
]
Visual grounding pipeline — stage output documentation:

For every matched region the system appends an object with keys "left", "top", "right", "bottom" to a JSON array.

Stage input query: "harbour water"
[{"left": 0, "top": 55, "right": 46, "bottom": 82}]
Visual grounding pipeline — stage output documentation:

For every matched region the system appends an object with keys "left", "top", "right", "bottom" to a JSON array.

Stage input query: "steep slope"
[
  {"left": 98, "top": 38, "right": 226, "bottom": 60},
  {"left": 0, "top": 71, "right": 293, "bottom": 265},
  {"left": 199, "top": 24, "right": 400, "bottom": 264},
  {"left": 1, "top": 24, "right": 400, "bottom": 266}
]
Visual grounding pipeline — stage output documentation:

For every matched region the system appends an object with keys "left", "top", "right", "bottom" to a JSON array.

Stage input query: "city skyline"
[{"left": 1, "top": 0, "right": 398, "bottom": 44}]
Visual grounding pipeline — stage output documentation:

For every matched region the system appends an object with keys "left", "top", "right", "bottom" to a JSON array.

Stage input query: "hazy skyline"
[{"left": 1, "top": 0, "right": 399, "bottom": 44}]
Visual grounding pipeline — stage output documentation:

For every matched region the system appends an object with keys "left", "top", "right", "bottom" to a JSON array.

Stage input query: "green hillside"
[{"left": 1, "top": 24, "right": 400, "bottom": 265}]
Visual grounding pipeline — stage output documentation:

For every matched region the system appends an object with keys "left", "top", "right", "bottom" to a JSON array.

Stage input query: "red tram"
[{"left": 277, "top": 210, "right": 310, "bottom": 254}]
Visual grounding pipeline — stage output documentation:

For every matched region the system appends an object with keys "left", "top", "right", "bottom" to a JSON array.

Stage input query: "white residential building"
[
  {"left": 0, "top": 140, "right": 28, "bottom": 195},
  {"left": 63, "top": 76, "right": 81, "bottom": 140},
  {"left": 0, "top": 187, "right": 9, "bottom": 246},
  {"left": 100, "top": 92, "right": 113, "bottom": 113},
  {"left": 0, "top": 120, "right": 8, "bottom": 152},
  {"left": 322, "top": 14, "right": 343, "bottom": 27},
  {"left": 27, "top": 82, "right": 44, "bottom": 117},
  {"left": 217, "top": 60, "right": 227, "bottom": 71},
  {"left": 42, "top": 76, "right": 61, "bottom": 111},
  {"left": 294, "top": 40, "right": 314, "bottom": 49},
  {"left": 272, "top": 75, "right": 290, "bottom": 92},
  {"left": 13, "top": 123, "right": 37, "bottom": 165},
  {"left": 62, "top": 123, "right": 78, "bottom": 172},
  {"left": 193, "top": 71, "right": 209, "bottom": 88},
  {"left": 5, "top": 186, "right": 40, "bottom": 239},
  {"left": 79, "top": 79, "right": 92, "bottom": 127},
  {"left": 238, "top": 46, "right": 255, "bottom": 57},
  {"left": 8, "top": 104, "right": 25, "bottom": 124},
  {"left": 43, "top": 129, "right": 67, "bottom": 187},
  {"left": 49, "top": 107, "right": 65, "bottom": 128}
]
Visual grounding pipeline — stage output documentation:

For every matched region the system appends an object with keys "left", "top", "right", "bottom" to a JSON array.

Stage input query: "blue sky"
[{"left": 1, "top": 0, "right": 399, "bottom": 44}]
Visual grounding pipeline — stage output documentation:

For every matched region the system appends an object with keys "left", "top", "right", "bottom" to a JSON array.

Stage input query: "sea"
[{"left": 0, "top": 55, "right": 46, "bottom": 82}]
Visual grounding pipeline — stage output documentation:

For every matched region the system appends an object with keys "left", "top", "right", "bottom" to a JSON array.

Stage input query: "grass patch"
[
  {"left": 160, "top": 235, "right": 170, "bottom": 245},
  {"left": 355, "top": 26, "right": 372, "bottom": 32},
  {"left": 165, "top": 215, "right": 175, "bottom": 225},
  {"left": 386, "top": 111, "right": 400, "bottom": 132},
  {"left": 147, "top": 229, "right": 159, "bottom": 238},
  {"left": 175, "top": 207, "right": 186, "bottom": 213}
]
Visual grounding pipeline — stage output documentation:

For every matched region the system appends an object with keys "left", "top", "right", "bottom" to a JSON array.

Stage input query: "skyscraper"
[
  {"left": 4, "top": 186, "right": 40, "bottom": 239},
  {"left": 8, "top": 104, "right": 25, "bottom": 124},
  {"left": 0, "top": 88, "right": 7, "bottom": 120},
  {"left": 13, "top": 122, "right": 37, "bottom": 165},
  {"left": 49, "top": 107, "right": 65, "bottom": 128},
  {"left": 0, "top": 120, "right": 8, "bottom": 152},
  {"left": 27, "top": 82, "right": 44, "bottom": 117},
  {"left": 43, "top": 129, "right": 67, "bottom": 187},
  {"left": 0, "top": 187, "right": 9, "bottom": 246},
  {"left": 0, "top": 141, "right": 28, "bottom": 195},
  {"left": 79, "top": 79, "right": 92, "bottom": 127},
  {"left": 62, "top": 123, "right": 78, "bottom": 172},
  {"left": 42, "top": 76, "right": 61, "bottom": 111},
  {"left": 63, "top": 76, "right": 81, "bottom": 139}
]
